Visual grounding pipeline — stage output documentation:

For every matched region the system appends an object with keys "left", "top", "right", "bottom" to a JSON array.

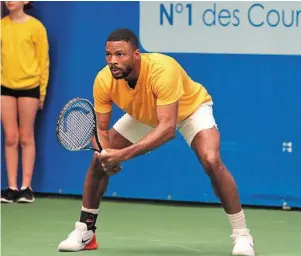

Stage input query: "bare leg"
[
  {"left": 1, "top": 96, "right": 19, "bottom": 189},
  {"left": 192, "top": 127, "right": 255, "bottom": 253},
  {"left": 18, "top": 97, "right": 39, "bottom": 189},
  {"left": 191, "top": 127, "right": 242, "bottom": 214},
  {"left": 191, "top": 127, "right": 256, "bottom": 256},
  {"left": 82, "top": 128, "right": 132, "bottom": 209},
  {"left": 57, "top": 129, "right": 133, "bottom": 251}
]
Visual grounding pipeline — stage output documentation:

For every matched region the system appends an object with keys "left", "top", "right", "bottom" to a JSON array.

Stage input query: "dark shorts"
[{"left": 1, "top": 85, "right": 40, "bottom": 99}]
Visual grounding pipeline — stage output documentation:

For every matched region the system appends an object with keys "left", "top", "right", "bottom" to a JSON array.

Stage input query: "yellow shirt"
[
  {"left": 93, "top": 53, "right": 212, "bottom": 127},
  {"left": 1, "top": 16, "right": 49, "bottom": 101}
]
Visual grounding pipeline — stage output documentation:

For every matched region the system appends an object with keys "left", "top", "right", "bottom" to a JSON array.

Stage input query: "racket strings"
[
  {"left": 60, "top": 113, "right": 92, "bottom": 148},
  {"left": 65, "top": 110, "right": 92, "bottom": 142},
  {"left": 60, "top": 111, "right": 94, "bottom": 149},
  {"left": 58, "top": 100, "right": 95, "bottom": 150}
]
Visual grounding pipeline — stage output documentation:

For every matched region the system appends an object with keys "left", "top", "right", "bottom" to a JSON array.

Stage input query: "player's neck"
[
  {"left": 126, "top": 71, "right": 138, "bottom": 89},
  {"left": 127, "top": 79, "right": 137, "bottom": 89},
  {"left": 125, "top": 60, "right": 141, "bottom": 89},
  {"left": 9, "top": 10, "right": 29, "bottom": 23}
]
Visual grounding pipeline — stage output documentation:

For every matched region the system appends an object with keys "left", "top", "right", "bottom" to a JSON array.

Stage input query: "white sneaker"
[
  {"left": 231, "top": 228, "right": 255, "bottom": 256},
  {"left": 58, "top": 221, "right": 98, "bottom": 252}
]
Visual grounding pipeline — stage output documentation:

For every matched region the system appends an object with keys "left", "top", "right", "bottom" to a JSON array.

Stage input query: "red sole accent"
[{"left": 84, "top": 235, "right": 98, "bottom": 250}]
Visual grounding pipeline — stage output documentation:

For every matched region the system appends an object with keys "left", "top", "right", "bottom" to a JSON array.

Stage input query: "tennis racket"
[{"left": 56, "top": 97, "right": 102, "bottom": 152}]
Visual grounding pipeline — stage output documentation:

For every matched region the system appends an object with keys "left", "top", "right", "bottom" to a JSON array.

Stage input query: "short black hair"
[
  {"left": 24, "top": 1, "right": 33, "bottom": 9},
  {"left": 106, "top": 28, "right": 139, "bottom": 50}
]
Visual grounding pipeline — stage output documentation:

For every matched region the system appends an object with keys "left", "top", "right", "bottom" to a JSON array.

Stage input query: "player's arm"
[
  {"left": 122, "top": 102, "right": 178, "bottom": 160},
  {"left": 121, "top": 67, "right": 184, "bottom": 160},
  {"left": 92, "top": 72, "right": 113, "bottom": 150},
  {"left": 92, "top": 111, "right": 111, "bottom": 150},
  {"left": 35, "top": 24, "right": 50, "bottom": 105}
]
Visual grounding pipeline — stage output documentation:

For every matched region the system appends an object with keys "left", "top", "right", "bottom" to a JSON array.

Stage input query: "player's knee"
[
  {"left": 19, "top": 132, "right": 35, "bottom": 147},
  {"left": 5, "top": 132, "right": 19, "bottom": 147},
  {"left": 202, "top": 153, "right": 222, "bottom": 175}
]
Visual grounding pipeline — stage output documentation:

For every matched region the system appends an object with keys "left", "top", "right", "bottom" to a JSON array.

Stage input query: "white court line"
[
  {"left": 146, "top": 228, "right": 228, "bottom": 236},
  {"left": 146, "top": 228, "right": 180, "bottom": 236},
  {"left": 110, "top": 236, "right": 223, "bottom": 245},
  {"left": 149, "top": 239, "right": 203, "bottom": 253},
  {"left": 175, "top": 244, "right": 203, "bottom": 253}
]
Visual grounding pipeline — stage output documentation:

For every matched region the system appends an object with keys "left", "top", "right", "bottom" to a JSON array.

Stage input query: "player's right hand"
[{"left": 97, "top": 149, "right": 121, "bottom": 176}]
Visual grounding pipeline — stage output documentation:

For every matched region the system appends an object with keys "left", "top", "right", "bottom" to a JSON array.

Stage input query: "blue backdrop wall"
[{"left": 1, "top": 1, "right": 300, "bottom": 208}]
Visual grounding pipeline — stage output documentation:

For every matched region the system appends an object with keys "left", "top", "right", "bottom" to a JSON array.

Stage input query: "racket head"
[{"left": 56, "top": 97, "right": 101, "bottom": 152}]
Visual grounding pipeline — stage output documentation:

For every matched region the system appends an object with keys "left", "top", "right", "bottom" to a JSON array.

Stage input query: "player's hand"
[
  {"left": 102, "top": 161, "right": 122, "bottom": 176},
  {"left": 95, "top": 148, "right": 125, "bottom": 176},
  {"left": 39, "top": 101, "right": 44, "bottom": 110}
]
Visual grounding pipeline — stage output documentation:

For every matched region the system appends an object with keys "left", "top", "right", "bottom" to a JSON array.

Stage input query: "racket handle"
[{"left": 100, "top": 149, "right": 107, "bottom": 155}]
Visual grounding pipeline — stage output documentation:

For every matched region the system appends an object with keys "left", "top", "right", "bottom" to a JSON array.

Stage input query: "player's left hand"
[
  {"left": 95, "top": 148, "right": 126, "bottom": 170},
  {"left": 39, "top": 101, "right": 44, "bottom": 110}
]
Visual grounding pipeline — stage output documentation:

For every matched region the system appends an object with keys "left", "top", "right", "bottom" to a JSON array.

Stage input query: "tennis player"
[{"left": 58, "top": 28, "right": 255, "bottom": 256}]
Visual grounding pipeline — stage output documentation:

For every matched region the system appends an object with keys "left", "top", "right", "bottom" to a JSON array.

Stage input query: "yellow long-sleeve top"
[{"left": 1, "top": 16, "right": 49, "bottom": 102}]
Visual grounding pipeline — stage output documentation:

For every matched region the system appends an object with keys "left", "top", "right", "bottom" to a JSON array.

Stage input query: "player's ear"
[{"left": 134, "top": 49, "right": 141, "bottom": 60}]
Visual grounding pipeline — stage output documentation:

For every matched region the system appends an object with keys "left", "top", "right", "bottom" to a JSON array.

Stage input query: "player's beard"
[{"left": 111, "top": 65, "right": 133, "bottom": 80}]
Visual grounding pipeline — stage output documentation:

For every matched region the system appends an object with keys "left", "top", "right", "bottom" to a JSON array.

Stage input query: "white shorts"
[{"left": 113, "top": 102, "right": 217, "bottom": 147}]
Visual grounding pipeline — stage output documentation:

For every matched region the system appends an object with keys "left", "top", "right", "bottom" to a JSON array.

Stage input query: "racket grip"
[{"left": 100, "top": 149, "right": 107, "bottom": 155}]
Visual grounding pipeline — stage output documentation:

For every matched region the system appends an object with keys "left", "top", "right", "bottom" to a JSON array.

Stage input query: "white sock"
[
  {"left": 227, "top": 210, "right": 247, "bottom": 232},
  {"left": 21, "top": 186, "right": 31, "bottom": 190},
  {"left": 81, "top": 206, "right": 99, "bottom": 214}
]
